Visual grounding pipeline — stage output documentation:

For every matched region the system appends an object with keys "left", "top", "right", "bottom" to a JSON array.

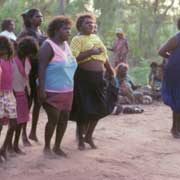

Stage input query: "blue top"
[
  {"left": 44, "top": 39, "right": 77, "bottom": 93},
  {"left": 161, "top": 32, "right": 180, "bottom": 112}
]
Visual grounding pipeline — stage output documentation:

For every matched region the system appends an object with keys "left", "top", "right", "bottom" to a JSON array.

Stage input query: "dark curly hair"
[
  {"left": 0, "top": 35, "right": 14, "bottom": 59},
  {"left": 17, "top": 36, "right": 39, "bottom": 59},
  {"left": 150, "top": 62, "right": 158, "bottom": 68},
  {"left": 1, "top": 18, "right": 14, "bottom": 31},
  {"left": 76, "top": 13, "right": 96, "bottom": 32},
  {"left": 47, "top": 16, "right": 73, "bottom": 38},
  {"left": 21, "top": 8, "right": 41, "bottom": 28}
]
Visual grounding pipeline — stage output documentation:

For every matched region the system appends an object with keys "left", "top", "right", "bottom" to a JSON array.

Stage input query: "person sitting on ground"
[
  {"left": 148, "top": 62, "right": 163, "bottom": 100},
  {"left": 115, "top": 63, "right": 152, "bottom": 105}
]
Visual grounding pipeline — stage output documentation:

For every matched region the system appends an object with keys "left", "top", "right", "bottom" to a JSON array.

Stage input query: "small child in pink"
[
  {"left": 0, "top": 36, "right": 17, "bottom": 162},
  {"left": 10, "top": 37, "right": 39, "bottom": 154}
]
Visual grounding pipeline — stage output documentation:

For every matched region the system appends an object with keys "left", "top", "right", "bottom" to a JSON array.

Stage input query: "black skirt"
[{"left": 70, "top": 67, "right": 118, "bottom": 123}]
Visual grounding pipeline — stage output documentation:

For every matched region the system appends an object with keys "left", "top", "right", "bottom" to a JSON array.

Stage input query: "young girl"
[
  {"left": 10, "top": 37, "right": 39, "bottom": 153},
  {"left": 0, "top": 36, "right": 17, "bottom": 161}
]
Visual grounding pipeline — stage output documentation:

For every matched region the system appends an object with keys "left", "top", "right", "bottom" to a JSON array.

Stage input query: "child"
[
  {"left": 149, "top": 62, "right": 163, "bottom": 99},
  {"left": 0, "top": 36, "right": 17, "bottom": 161},
  {"left": 10, "top": 37, "right": 39, "bottom": 153}
]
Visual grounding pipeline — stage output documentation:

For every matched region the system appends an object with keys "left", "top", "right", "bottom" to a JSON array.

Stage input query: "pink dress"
[
  {"left": 13, "top": 57, "right": 31, "bottom": 124},
  {"left": 0, "top": 59, "right": 17, "bottom": 125},
  {"left": 112, "top": 37, "right": 128, "bottom": 67}
]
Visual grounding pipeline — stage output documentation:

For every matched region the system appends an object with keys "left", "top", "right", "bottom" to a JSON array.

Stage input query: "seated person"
[
  {"left": 115, "top": 63, "right": 152, "bottom": 105},
  {"left": 148, "top": 62, "right": 163, "bottom": 100}
]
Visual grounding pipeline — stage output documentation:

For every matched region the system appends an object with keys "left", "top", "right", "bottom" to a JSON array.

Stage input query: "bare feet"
[
  {"left": 29, "top": 133, "right": 39, "bottom": 142},
  {"left": 43, "top": 147, "right": 53, "bottom": 157},
  {"left": 14, "top": 147, "right": 26, "bottom": 155},
  {"left": 22, "top": 135, "right": 31, "bottom": 147},
  {"left": 84, "top": 138, "right": 97, "bottom": 149},
  {"left": 53, "top": 148, "right": 67, "bottom": 157},
  {"left": 7, "top": 145, "right": 14, "bottom": 153},
  {"left": 0, "top": 149, "right": 7, "bottom": 161},
  {"left": 78, "top": 140, "right": 85, "bottom": 151},
  {"left": 0, "top": 155, "right": 3, "bottom": 163}
]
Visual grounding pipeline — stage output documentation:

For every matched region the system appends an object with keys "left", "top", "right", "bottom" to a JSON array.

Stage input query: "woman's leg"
[
  {"left": 0, "top": 124, "right": 2, "bottom": 135},
  {"left": 172, "top": 112, "right": 180, "bottom": 138},
  {"left": 0, "top": 119, "right": 17, "bottom": 160},
  {"left": 84, "top": 119, "right": 98, "bottom": 149},
  {"left": 0, "top": 124, "right": 2, "bottom": 162},
  {"left": 14, "top": 123, "right": 24, "bottom": 154},
  {"left": 53, "top": 111, "right": 68, "bottom": 156},
  {"left": 22, "top": 122, "right": 31, "bottom": 146},
  {"left": 29, "top": 96, "right": 41, "bottom": 142},
  {"left": 77, "top": 120, "right": 86, "bottom": 150},
  {"left": 43, "top": 103, "right": 59, "bottom": 153}
]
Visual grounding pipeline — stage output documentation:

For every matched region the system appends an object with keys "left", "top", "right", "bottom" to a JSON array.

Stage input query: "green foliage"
[
  {"left": 0, "top": 0, "right": 178, "bottom": 82},
  {"left": 129, "top": 58, "right": 150, "bottom": 85}
]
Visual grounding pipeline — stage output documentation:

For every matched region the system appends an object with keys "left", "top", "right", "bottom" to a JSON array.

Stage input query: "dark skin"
[
  {"left": 0, "top": 54, "right": 23, "bottom": 161},
  {"left": 108, "top": 33, "right": 128, "bottom": 51},
  {"left": 39, "top": 24, "right": 71, "bottom": 156},
  {"left": 7, "top": 21, "right": 15, "bottom": 32},
  {"left": 7, "top": 57, "right": 30, "bottom": 155},
  {"left": 29, "top": 11, "right": 43, "bottom": 33},
  {"left": 21, "top": 11, "right": 43, "bottom": 144},
  {"left": 0, "top": 124, "right": 2, "bottom": 163},
  {"left": 158, "top": 34, "right": 180, "bottom": 138},
  {"left": 75, "top": 17, "right": 114, "bottom": 150}
]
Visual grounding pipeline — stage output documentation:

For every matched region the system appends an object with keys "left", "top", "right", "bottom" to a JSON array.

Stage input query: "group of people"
[
  {"left": 0, "top": 7, "right": 179, "bottom": 164},
  {"left": 0, "top": 9, "right": 46, "bottom": 162},
  {"left": 0, "top": 10, "right": 123, "bottom": 163}
]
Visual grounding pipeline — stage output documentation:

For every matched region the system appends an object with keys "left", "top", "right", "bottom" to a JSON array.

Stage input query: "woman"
[
  {"left": 38, "top": 16, "right": 77, "bottom": 156},
  {"left": 108, "top": 28, "right": 129, "bottom": 67},
  {"left": 159, "top": 18, "right": 180, "bottom": 138},
  {"left": 18, "top": 8, "right": 46, "bottom": 144},
  {"left": 70, "top": 13, "right": 114, "bottom": 150}
]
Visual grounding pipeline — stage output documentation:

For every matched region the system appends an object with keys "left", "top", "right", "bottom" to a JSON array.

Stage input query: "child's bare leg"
[
  {"left": 0, "top": 124, "right": 2, "bottom": 137},
  {"left": 53, "top": 111, "right": 68, "bottom": 156},
  {"left": 29, "top": 99, "right": 41, "bottom": 142},
  {"left": 0, "top": 119, "right": 17, "bottom": 160},
  {"left": 84, "top": 120, "right": 98, "bottom": 149},
  {"left": 43, "top": 103, "right": 59, "bottom": 154},
  {"left": 22, "top": 123, "right": 31, "bottom": 146},
  {"left": 14, "top": 124, "right": 25, "bottom": 154},
  {"left": 7, "top": 130, "right": 15, "bottom": 153},
  {"left": 0, "top": 124, "right": 3, "bottom": 163}
]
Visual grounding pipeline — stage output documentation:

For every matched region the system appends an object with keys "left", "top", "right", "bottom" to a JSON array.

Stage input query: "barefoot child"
[
  {"left": 0, "top": 36, "right": 17, "bottom": 161},
  {"left": 10, "top": 37, "right": 39, "bottom": 153}
]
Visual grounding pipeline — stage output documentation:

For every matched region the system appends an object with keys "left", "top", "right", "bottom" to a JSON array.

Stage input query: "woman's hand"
[
  {"left": 90, "top": 47, "right": 103, "bottom": 55},
  {"left": 104, "top": 60, "right": 115, "bottom": 78}
]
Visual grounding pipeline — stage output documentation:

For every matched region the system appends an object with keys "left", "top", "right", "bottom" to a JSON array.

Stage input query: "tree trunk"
[{"left": 59, "top": 0, "right": 65, "bottom": 15}]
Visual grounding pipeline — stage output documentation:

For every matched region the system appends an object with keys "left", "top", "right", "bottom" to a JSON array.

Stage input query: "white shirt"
[{"left": 0, "top": 30, "right": 17, "bottom": 41}]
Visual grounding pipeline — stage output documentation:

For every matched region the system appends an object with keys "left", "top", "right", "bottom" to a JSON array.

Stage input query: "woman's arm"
[
  {"left": 158, "top": 35, "right": 178, "bottom": 58},
  {"left": 76, "top": 47, "right": 103, "bottom": 62},
  {"left": 38, "top": 42, "right": 53, "bottom": 103},
  {"left": 104, "top": 60, "right": 115, "bottom": 77}
]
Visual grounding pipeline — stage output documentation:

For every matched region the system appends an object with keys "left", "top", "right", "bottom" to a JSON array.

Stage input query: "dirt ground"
[{"left": 0, "top": 102, "right": 180, "bottom": 180}]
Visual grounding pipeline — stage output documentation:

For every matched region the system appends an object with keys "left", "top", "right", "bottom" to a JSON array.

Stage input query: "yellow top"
[{"left": 70, "top": 34, "right": 108, "bottom": 64}]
